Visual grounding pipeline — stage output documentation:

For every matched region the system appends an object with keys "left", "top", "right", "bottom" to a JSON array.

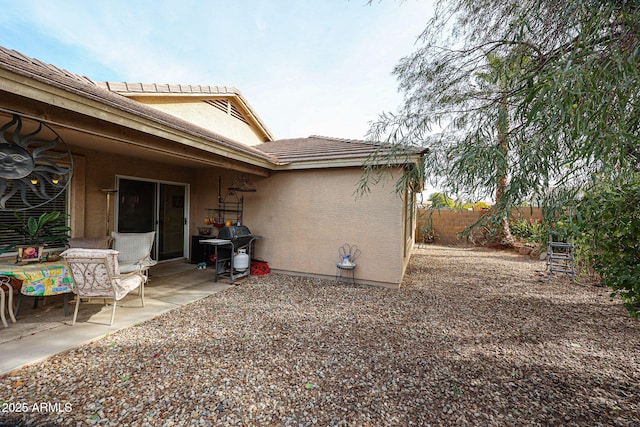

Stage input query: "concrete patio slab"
[{"left": 0, "top": 261, "right": 232, "bottom": 375}]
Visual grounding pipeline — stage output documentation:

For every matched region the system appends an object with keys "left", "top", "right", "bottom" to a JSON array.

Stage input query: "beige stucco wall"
[
  {"left": 0, "top": 70, "right": 415, "bottom": 285},
  {"left": 132, "top": 97, "right": 266, "bottom": 146},
  {"left": 71, "top": 158, "right": 413, "bottom": 287},
  {"left": 68, "top": 145, "right": 198, "bottom": 238},
  {"left": 38, "top": 145, "right": 416, "bottom": 288},
  {"left": 237, "top": 167, "right": 409, "bottom": 287},
  {"left": 69, "top": 145, "right": 245, "bottom": 250},
  {"left": 72, "top": 151, "right": 262, "bottom": 241},
  {"left": 191, "top": 170, "right": 244, "bottom": 232}
]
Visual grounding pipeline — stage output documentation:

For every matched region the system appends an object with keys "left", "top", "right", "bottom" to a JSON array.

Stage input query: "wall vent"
[{"left": 205, "top": 100, "right": 250, "bottom": 125}]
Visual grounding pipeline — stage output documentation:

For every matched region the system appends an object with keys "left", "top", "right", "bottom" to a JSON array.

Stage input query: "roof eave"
[
  {"left": 0, "top": 68, "right": 277, "bottom": 170},
  {"left": 272, "top": 153, "right": 424, "bottom": 170}
]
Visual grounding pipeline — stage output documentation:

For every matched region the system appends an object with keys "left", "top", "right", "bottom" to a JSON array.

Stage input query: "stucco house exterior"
[{"left": 0, "top": 46, "right": 424, "bottom": 288}]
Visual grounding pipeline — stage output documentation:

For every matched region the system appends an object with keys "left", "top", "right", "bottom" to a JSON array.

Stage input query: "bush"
[
  {"left": 510, "top": 218, "right": 545, "bottom": 243},
  {"left": 576, "top": 179, "right": 640, "bottom": 318}
]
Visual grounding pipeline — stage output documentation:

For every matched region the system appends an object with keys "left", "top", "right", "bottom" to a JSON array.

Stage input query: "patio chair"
[
  {"left": 61, "top": 248, "right": 145, "bottom": 326},
  {"left": 0, "top": 276, "right": 17, "bottom": 328},
  {"left": 336, "top": 243, "right": 361, "bottom": 285},
  {"left": 110, "top": 231, "right": 157, "bottom": 281},
  {"left": 68, "top": 236, "right": 112, "bottom": 249}
]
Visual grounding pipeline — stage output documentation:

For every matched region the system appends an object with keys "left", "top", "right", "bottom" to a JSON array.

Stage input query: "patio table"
[{"left": 0, "top": 262, "right": 75, "bottom": 318}]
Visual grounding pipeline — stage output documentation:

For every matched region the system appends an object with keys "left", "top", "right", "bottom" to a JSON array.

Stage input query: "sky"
[{"left": 0, "top": 0, "right": 435, "bottom": 141}]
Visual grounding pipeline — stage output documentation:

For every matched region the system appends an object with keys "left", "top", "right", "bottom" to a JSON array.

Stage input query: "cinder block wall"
[{"left": 416, "top": 208, "right": 542, "bottom": 246}]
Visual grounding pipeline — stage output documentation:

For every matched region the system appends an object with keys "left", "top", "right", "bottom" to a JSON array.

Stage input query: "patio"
[
  {"left": 1, "top": 245, "right": 638, "bottom": 426},
  {"left": 0, "top": 261, "right": 231, "bottom": 375}
]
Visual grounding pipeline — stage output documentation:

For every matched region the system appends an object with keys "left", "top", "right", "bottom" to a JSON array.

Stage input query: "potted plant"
[
  {"left": 0, "top": 212, "right": 71, "bottom": 262},
  {"left": 420, "top": 218, "right": 438, "bottom": 243}
]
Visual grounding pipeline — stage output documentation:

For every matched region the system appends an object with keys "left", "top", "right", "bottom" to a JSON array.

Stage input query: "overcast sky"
[{"left": 0, "top": 0, "right": 434, "bottom": 141}]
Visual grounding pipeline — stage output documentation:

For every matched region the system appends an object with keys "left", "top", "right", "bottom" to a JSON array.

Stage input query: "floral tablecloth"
[{"left": 0, "top": 262, "right": 75, "bottom": 296}]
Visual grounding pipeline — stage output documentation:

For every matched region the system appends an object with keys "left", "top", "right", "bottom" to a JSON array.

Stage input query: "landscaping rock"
[
  {"left": 0, "top": 245, "right": 637, "bottom": 426},
  {"left": 519, "top": 245, "right": 533, "bottom": 255}
]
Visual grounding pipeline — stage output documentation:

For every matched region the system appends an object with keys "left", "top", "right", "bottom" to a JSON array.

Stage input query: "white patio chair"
[
  {"left": 0, "top": 276, "right": 17, "bottom": 328},
  {"left": 68, "top": 236, "right": 112, "bottom": 249},
  {"left": 110, "top": 231, "right": 157, "bottom": 281},
  {"left": 61, "top": 248, "right": 145, "bottom": 326}
]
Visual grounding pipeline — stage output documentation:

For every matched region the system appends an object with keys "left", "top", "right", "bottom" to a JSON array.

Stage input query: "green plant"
[
  {"left": 575, "top": 179, "right": 640, "bottom": 318},
  {"left": 473, "top": 201, "right": 491, "bottom": 211},
  {"left": 361, "top": 1, "right": 640, "bottom": 253},
  {"left": 419, "top": 215, "right": 438, "bottom": 243},
  {"left": 0, "top": 211, "right": 70, "bottom": 253},
  {"left": 428, "top": 192, "right": 454, "bottom": 209},
  {"left": 510, "top": 218, "right": 545, "bottom": 243}
]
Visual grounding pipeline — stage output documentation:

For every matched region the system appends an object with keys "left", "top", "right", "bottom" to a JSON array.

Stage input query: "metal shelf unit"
[
  {"left": 205, "top": 190, "right": 244, "bottom": 227},
  {"left": 546, "top": 232, "right": 576, "bottom": 282}
]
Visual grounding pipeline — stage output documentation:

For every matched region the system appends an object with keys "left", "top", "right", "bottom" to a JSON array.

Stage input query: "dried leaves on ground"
[{"left": 1, "top": 245, "right": 638, "bottom": 426}]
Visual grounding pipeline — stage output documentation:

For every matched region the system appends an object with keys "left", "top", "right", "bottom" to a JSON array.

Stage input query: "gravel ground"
[{"left": 1, "top": 245, "right": 638, "bottom": 426}]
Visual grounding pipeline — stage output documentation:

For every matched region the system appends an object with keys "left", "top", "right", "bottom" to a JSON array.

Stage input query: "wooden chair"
[{"left": 61, "top": 249, "right": 145, "bottom": 326}]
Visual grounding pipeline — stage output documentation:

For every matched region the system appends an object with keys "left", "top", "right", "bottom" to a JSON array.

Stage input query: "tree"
[
  {"left": 427, "top": 192, "right": 454, "bottom": 209},
  {"left": 574, "top": 177, "right": 640, "bottom": 318},
  {"left": 473, "top": 201, "right": 491, "bottom": 211},
  {"left": 362, "top": 0, "right": 640, "bottom": 313},
  {"left": 474, "top": 53, "right": 521, "bottom": 245},
  {"left": 364, "top": 0, "right": 639, "bottom": 232}
]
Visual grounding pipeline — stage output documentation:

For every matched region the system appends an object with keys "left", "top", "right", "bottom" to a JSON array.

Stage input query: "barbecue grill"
[
  {"left": 200, "top": 225, "right": 260, "bottom": 284},
  {"left": 216, "top": 225, "right": 254, "bottom": 261},
  {"left": 217, "top": 225, "right": 254, "bottom": 248}
]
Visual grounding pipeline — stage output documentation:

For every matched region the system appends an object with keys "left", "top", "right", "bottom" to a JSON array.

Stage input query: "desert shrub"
[
  {"left": 510, "top": 218, "right": 545, "bottom": 243},
  {"left": 419, "top": 215, "right": 438, "bottom": 243},
  {"left": 575, "top": 179, "right": 640, "bottom": 318}
]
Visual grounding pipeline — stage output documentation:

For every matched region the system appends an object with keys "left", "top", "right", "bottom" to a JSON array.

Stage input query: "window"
[
  {"left": 0, "top": 188, "right": 69, "bottom": 251},
  {"left": 0, "top": 112, "right": 73, "bottom": 252}
]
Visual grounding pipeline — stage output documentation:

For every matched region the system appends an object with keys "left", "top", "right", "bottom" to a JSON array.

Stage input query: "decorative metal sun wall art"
[{"left": 0, "top": 113, "right": 73, "bottom": 211}]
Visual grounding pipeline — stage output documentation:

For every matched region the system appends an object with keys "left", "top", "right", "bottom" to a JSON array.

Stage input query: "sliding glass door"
[
  {"left": 117, "top": 179, "right": 155, "bottom": 233},
  {"left": 116, "top": 177, "right": 188, "bottom": 261},
  {"left": 158, "top": 183, "right": 186, "bottom": 260}
]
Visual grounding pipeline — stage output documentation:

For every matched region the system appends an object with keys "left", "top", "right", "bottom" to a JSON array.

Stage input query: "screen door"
[{"left": 116, "top": 178, "right": 188, "bottom": 261}]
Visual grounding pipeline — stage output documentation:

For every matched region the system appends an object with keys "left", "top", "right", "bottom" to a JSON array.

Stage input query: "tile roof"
[
  {"left": 0, "top": 46, "right": 425, "bottom": 170},
  {"left": 97, "top": 81, "right": 240, "bottom": 95},
  {"left": 0, "top": 46, "right": 276, "bottom": 164},
  {"left": 257, "top": 135, "right": 426, "bottom": 165},
  {"left": 0, "top": 46, "right": 98, "bottom": 88}
]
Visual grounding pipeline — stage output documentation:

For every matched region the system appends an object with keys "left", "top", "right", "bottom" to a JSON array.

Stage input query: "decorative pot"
[{"left": 16, "top": 245, "right": 44, "bottom": 263}]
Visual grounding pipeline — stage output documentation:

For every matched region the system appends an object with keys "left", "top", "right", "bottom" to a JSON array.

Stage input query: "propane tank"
[{"left": 234, "top": 248, "right": 250, "bottom": 271}]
